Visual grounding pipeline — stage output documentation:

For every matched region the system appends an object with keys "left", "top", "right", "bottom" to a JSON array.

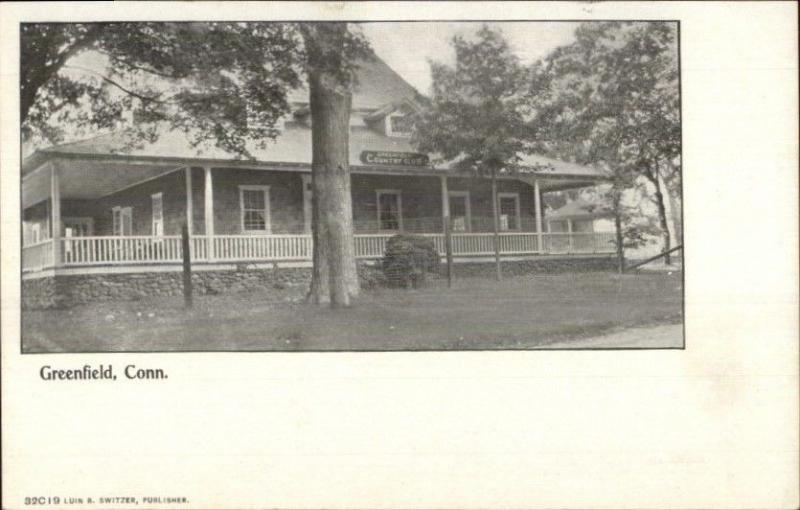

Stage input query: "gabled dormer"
[{"left": 364, "top": 99, "right": 419, "bottom": 138}]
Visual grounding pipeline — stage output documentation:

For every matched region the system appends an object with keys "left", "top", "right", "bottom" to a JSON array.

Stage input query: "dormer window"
[{"left": 386, "top": 113, "right": 412, "bottom": 137}]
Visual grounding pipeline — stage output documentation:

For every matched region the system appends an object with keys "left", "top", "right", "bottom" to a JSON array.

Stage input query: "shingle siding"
[
  {"left": 48, "top": 167, "right": 541, "bottom": 237},
  {"left": 210, "top": 168, "right": 304, "bottom": 235},
  {"left": 96, "top": 170, "right": 186, "bottom": 236}
]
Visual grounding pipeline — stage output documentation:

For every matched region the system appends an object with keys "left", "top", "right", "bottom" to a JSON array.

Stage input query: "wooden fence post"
[
  {"left": 182, "top": 223, "right": 193, "bottom": 309},
  {"left": 444, "top": 218, "right": 454, "bottom": 288}
]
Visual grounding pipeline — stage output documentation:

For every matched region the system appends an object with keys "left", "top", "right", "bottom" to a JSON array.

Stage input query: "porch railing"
[
  {"left": 212, "top": 235, "right": 313, "bottom": 262},
  {"left": 61, "top": 236, "right": 184, "bottom": 265},
  {"left": 22, "top": 238, "right": 55, "bottom": 272},
  {"left": 23, "top": 232, "right": 616, "bottom": 271}
]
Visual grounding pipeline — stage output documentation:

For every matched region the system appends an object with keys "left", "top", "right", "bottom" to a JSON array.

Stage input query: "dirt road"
[{"left": 538, "top": 323, "right": 683, "bottom": 349}]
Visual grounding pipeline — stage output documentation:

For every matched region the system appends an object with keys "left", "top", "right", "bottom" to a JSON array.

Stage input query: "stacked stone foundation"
[
  {"left": 22, "top": 256, "right": 616, "bottom": 309},
  {"left": 22, "top": 265, "right": 312, "bottom": 310}
]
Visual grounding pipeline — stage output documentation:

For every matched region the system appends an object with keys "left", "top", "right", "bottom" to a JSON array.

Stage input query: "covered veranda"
[{"left": 21, "top": 151, "right": 615, "bottom": 276}]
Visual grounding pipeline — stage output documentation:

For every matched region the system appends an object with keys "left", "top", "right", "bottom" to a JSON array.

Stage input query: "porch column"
[
  {"left": 204, "top": 167, "right": 215, "bottom": 261},
  {"left": 567, "top": 218, "right": 574, "bottom": 253},
  {"left": 440, "top": 175, "right": 450, "bottom": 230},
  {"left": 534, "top": 179, "right": 543, "bottom": 253},
  {"left": 50, "top": 162, "right": 62, "bottom": 267},
  {"left": 440, "top": 175, "right": 453, "bottom": 287},
  {"left": 184, "top": 167, "right": 193, "bottom": 235}
]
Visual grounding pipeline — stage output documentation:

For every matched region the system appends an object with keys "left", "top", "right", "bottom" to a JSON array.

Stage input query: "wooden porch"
[
  {"left": 22, "top": 153, "right": 614, "bottom": 277},
  {"left": 22, "top": 231, "right": 615, "bottom": 274}
]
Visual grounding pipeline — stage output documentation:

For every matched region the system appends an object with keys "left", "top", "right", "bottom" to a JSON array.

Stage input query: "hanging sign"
[{"left": 360, "top": 151, "right": 429, "bottom": 167}]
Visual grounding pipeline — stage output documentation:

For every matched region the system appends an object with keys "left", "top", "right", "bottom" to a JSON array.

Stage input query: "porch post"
[
  {"left": 184, "top": 167, "right": 193, "bottom": 235},
  {"left": 440, "top": 175, "right": 453, "bottom": 287},
  {"left": 204, "top": 167, "right": 215, "bottom": 261},
  {"left": 567, "top": 218, "right": 574, "bottom": 253},
  {"left": 534, "top": 179, "right": 543, "bottom": 253},
  {"left": 440, "top": 175, "right": 450, "bottom": 226},
  {"left": 50, "top": 162, "right": 62, "bottom": 267}
]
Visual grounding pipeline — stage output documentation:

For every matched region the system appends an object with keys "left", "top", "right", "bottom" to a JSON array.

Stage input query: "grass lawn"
[{"left": 22, "top": 272, "right": 683, "bottom": 352}]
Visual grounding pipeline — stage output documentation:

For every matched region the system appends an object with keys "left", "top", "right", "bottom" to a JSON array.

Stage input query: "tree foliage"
[
  {"left": 528, "top": 21, "right": 681, "bottom": 256},
  {"left": 530, "top": 22, "right": 680, "bottom": 184},
  {"left": 21, "top": 22, "right": 370, "bottom": 159},
  {"left": 412, "top": 24, "right": 533, "bottom": 175}
]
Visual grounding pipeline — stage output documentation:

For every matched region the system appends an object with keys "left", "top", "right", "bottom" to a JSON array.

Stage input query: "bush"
[
  {"left": 357, "top": 263, "right": 388, "bottom": 290},
  {"left": 382, "top": 234, "right": 440, "bottom": 288}
]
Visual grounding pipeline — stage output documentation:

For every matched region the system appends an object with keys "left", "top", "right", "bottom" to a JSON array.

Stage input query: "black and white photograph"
[
  {"left": 20, "top": 19, "right": 683, "bottom": 352},
  {"left": 3, "top": 2, "right": 799, "bottom": 510}
]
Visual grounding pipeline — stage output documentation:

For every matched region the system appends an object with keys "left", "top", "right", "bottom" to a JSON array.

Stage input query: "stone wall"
[
  {"left": 22, "top": 265, "right": 312, "bottom": 310},
  {"left": 21, "top": 256, "right": 617, "bottom": 309},
  {"left": 21, "top": 276, "right": 58, "bottom": 309},
  {"left": 446, "top": 256, "right": 617, "bottom": 279}
]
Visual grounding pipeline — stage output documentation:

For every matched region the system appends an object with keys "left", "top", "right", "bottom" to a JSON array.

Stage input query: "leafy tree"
[
  {"left": 22, "top": 22, "right": 305, "bottom": 157},
  {"left": 21, "top": 22, "right": 369, "bottom": 306},
  {"left": 412, "top": 25, "right": 532, "bottom": 280},
  {"left": 528, "top": 21, "right": 681, "bottom": 263}
]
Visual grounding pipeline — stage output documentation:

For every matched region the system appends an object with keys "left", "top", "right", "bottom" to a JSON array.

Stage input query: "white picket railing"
[
  {"left": 212, "top": 235, "right": 313, "bottom": 262},
  {"left": 22, "top": 232, "right": 616, "bottom": 272},
  {"left": 22, "top": 238, "right": 55, "bottom": 272},
  {"left": 61, "top": 236, "right": 184, "bottom": 265}
]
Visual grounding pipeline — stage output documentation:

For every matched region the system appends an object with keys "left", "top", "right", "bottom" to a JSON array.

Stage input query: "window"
[
  {"left": 386, "top": 114, "right": 412, "bottom": 137},
  {"left": 28, "top": 223, "right": 41, "bottom": 244},
  {"left": 63, "top": 217, "right": 93, "bottom": 237},
  {"left": 572, "top": 219, "right": 594, "bottom": 233},
  {"left": 151, "top": 192, "right": 163, "bottom": 236},
  {"left": 498, "top": 193, "right": 521, "bottom": 231},
  {"left": 239, "top": 185, "right": 271, "bottom": 233},
  {"left": 112, "top": 207, "right": 132, "bottom": 236},
  {"left": 448, "top": 191, "right": 471, "bottom": 232},
  {"left": 376, "top": 190, "right": 402, "bottom": 231}
]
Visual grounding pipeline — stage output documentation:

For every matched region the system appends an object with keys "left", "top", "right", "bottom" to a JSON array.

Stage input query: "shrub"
[
  {"left": 358, "top": 263, "right": 388, "bottom": 290},
  {"left": 382, "top": 234, "right": 440, "bottom": 288}
]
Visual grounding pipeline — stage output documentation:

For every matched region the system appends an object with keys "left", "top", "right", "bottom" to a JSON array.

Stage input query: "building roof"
[
  {"left": 548, "top": 198, "right": 614, "bottom": 220},
  {"left": 30, "top": 122, "right": 418, "bottom": 168},
  {"left": 288, "top": 54, "right": 422, "bottom": 110},
  {"left": 22, "top": 53, "right": 606, "bottom": 182},
  {"left": 25, "top": 124, "right": 607, "bottom": 181}
]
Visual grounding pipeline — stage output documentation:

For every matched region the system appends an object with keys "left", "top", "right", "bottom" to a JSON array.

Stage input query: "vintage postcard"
[{"left": 2, "top": 2, "right": 798, "bottom": 509}]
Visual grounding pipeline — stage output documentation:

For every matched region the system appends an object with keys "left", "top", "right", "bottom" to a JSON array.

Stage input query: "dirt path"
[{"left": 537, "top": 323, "right": 683, "bottom": 349}]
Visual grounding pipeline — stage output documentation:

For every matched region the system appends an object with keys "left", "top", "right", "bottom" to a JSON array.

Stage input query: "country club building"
[{"left": 21, "top": 56, "right": 615, "bottom": 307}]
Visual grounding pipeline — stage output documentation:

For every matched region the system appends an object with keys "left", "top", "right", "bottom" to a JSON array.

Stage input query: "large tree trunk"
[
  {"left": 340, "top": 162, "right": 360, "bottom": 297},
  {"left": 304, "top": 23, "right": 359, "bottom": 307},
  {"left": 651, "top": 166, "right": 671, "bottom": 265},
  {"left": 612, "top": 187, "right": 625, "bottom": 273},
  {"left": 307, "top": 171, "right": 330, "bottom": 304},
  {"left": 490, "top": 167, "right": 501, "bottom": 281}
]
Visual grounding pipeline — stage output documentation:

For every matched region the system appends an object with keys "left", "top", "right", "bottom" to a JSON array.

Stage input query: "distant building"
[{"left": 546, "top": 198, "right": 615, "bottom": 235}]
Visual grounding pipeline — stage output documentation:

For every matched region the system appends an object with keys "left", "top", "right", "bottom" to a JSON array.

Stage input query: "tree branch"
[
  {"left": 63, "top": 65, "right": 166, "bottom": 103},
  {"left": 98, "top": 50, "right": 184, "bottom": 79}
]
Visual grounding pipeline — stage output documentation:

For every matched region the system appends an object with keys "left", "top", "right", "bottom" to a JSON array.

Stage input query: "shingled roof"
[
  {"left": 287, "top": 54, "right": 422, "bottom": 109},
  {"left": 23, "top": 53, "right": 606, "bottom": 181},
  {"left": 548, "top": 198, "right": 614, "bottom": 219}
]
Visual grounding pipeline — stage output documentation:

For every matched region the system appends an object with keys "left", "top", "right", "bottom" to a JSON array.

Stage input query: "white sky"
[{"left": 360, "top": 22, "right": 581, "bottom": 94}]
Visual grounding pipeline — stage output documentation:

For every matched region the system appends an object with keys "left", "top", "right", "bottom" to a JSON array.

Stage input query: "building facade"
[{"left": 21, "top": 55, "right": 615, "bottom": 307}]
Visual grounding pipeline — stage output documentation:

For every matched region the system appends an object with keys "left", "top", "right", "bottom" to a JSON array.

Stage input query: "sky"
[{"left": 359, "top": 22, "right": 581, "bottom": 94}]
